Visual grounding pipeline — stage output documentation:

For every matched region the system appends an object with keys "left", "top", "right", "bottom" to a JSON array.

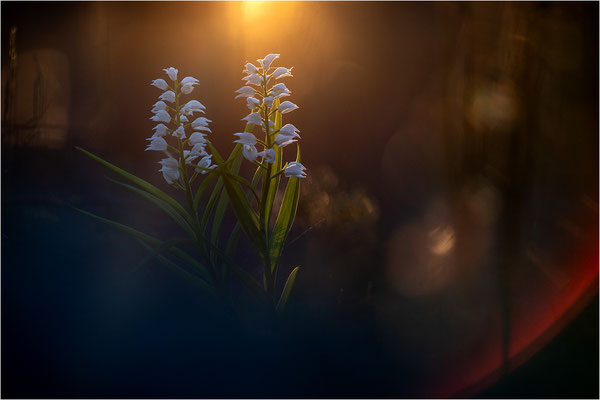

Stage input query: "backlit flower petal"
[
  {"left": 258, "top": 148, "right": 276, "bottom": 164},
  {"left": 278, "top": 101, "right": 298, "bottom": 114},
  {"left": 233, "top": 132, "right": 257, "bottom": 146},
  {"left": 159, "top": 90, "right": 176, "bottom": 103},
  {"left": 258, "top": 53, "right": 279, "bottom": 70},
  {"left": 235, "top": 86, "right": 255, "bottom": 99},
  {"left": 151, "top": 79, "right": 169, "bottom": 90},
  {"left": 163, "top": 67, "right": 178, "bottom": 81},
  {"left": 242, "top": 145, "right": 258, "bottom": 162},
  {"left": 150, "top": 110, "right": 171, "bottom": 123},
  {"left": 145, "top": 136, "right": 168, "bottom": 152},
  {"left": 242, "top": 112, "right": 263, "bottom": 125},
  {"left": 271, "top": 66, "right": 293, "bottom": 79}
]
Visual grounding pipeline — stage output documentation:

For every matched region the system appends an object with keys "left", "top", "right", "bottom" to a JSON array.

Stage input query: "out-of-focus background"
[{"left": 2, "top": 2, "right": 598, "bottom": 398}]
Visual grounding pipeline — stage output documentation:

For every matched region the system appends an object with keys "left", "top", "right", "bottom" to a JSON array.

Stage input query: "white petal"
[
  {"left": 163, "top": 67, "right": 178, "bottom": 81},
  {"left": 145, "top": 137, "right": 168, "bottom": 152},
  {"left": 247, "top": 97, "right": 260, "bottom": 109},
  {"left": 263, "top": 96, "right": 274, "bottom": 108},
  {"left": 181, "top": 83, "right": 194, "bottom": 94},
  {"left": 258, "top": 148, "right": 276, "bottom": 163},
  {"left": 189, "top": 132, "right": 207, "bottom": 145},
  {"left": 235, "top": 86, "right": 255, "bottom": 99},
  {"left": 233, "top": 132, "right": 257, "bottom": 146},
  {"left": 241, "top": 112, "right": 263, "bottom": 125},
  {"left": 271, "top": 66, "right": 293, "bottom": 79},
  {"left": 181, "top": 76, "right": 199, "bottom": 85},
  {"left": 243, "top": 74, "right": 263, "bottom": 86},
  {"left": 258, "top": 53, "right": 280, "bottom": 70},
  {"left": 150, "top": 110, "right": 171, "bottom": 123},
  {"left": 278, "top": 101, "right": 299, "bottom": 114},
  {"left": 152, "top": 123, "right": 168, "bottom": 136},
  {"left": 151, "top": 79, "right": 169, "bottom": 90},
  {"left": 173, "top": 124, "right": 186, "bottom": 139},
  {"left": 279, "top": 123, "right": 300, "bottom": 136},
  {"left": 242, "top": 145, "right": 258, "bottom": 162},
  {"left": 159, "top": 90, "right": 176, "bottom": 103},
  {"left": 243, "top": 62, "right": 259, "bottom": 75}
]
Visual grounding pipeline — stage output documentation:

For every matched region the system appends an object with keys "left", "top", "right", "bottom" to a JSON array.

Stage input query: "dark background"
[{"left": 2, "top": 2, "right": 598, "bottom": 398}]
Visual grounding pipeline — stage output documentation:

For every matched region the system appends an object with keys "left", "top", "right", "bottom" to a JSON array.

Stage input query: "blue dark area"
[{"left": 2, "top": 1, "right": 598, "bottom": 398}]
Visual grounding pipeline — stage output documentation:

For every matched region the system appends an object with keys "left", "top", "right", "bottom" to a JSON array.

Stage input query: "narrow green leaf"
[
  {"left": 264, "top": 105, "right": 283, "bottom": 232},
  {"left": 76, "top": 147, "right": 188, "bottom": 218},
  {"left": 74, "top": 207, "right": 213, "bottom": 282},
  {"left": 209, "top": 143, "right": 264, "bottom": 257},
  {"left": 277, "top": 266, "right": 300, "bottom": 313},
  {"left": 193, "top": 172, "right": 217, "bottom": 213},
  {"left": 107, "top": 178, "right": 196, "bottom": 237},
  {"left": 136, "top": 239, "right": 217, "bottom": 297},
  {"left": 269, "top": 145, "right": 301, "bottom": 270}
]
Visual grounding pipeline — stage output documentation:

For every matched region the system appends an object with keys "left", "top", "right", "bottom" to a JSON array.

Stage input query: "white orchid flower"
[
  {"left": 243, "top": 74, "right": 263, "bottom": 86},
  {"left": 242, "top": 144, "right": 259, "bottom": 162},
  {"left": 233, "top": 132, "right": 257, "bottom": 146},
  {"left": 284, "top": 162, "right": 307, "bottom": 178},
  {"left": 181, "top": 100, "right": 206, "bottom": 116},
  {"left": 189, "top": 132, "right": 207, "bottom": 145},
  {"left": 145, "top": 136, "right": 168, "bottom": 152},
  {"left": 150, "top": 110, "right": 171, "bottom": 123},
  {"left": 163, "top": 67, "right": 178, "bottom": 81},
  {"left": 242, "top": 112, "right": 263, "bottom": 125},
  {"left": 258, "top": 148, "right": 276, "bottom": 164},
  {"left": 159, "top": 90, "right": 176, "bottom": 103},
  {"left": 191, "top": 116, "right": 211, "bottom": 128},
  {"left": 243, "top": 62, "right": 259, "bottom": 75},
  {"left": 151, "top": 79, "right": 169, "bottom": 91},
  {"left": 235, "top": 86, "right": 255, "bottom": 99},
  {"left": 152, "top": 123, "right": 168, "bottom": 137},
  {"left": 278, "top": 101, "right": 299, "bottom": 114},
  {"left": 181, "top": 83, "right": 195, "bottom": 94},
  {"left": 180, "top": 77, "right": 199, "bottom": 94},
  {"left": 191, "top": 144, "right": 208, "bottom": 157},
  {"left": 173, "top": 124, "right": 186, "bottom": 139},
  {"left": 279, "top": 123, "right": 300, "bottom": 137},
  {"left": 274, "top": 134, "right": 298, "bottom": 148},
  {"left": 247, "top": 97, "right": 260, "bottom": 109},
  {"left": 263, "top": 96, "right": 274, "bottom": 108},
  {"left": 152, "top": 101, "right": 167, "bottom": 113},
  {"left": 270, "top": 83, "right": 291, "bottom": 99},
  {"left": 271, "top": 67, "right": 293, "bottom": 79},
  {"left": 196, "top": 155, "right": 216, "bottom": 174},
  {"left": 159, "top": 157, "right": 180, "bottom": 184},
  {"left": 258, "top": 53, "right": 279, "bottom": 70},
  {"left": 181, "top": 76, "right": 199, "bottom": 85}
]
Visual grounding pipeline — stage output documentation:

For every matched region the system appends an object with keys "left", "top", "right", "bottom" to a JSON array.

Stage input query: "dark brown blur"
[{"left": 2, "top": 2, "right": 598, "bottom": 398}]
